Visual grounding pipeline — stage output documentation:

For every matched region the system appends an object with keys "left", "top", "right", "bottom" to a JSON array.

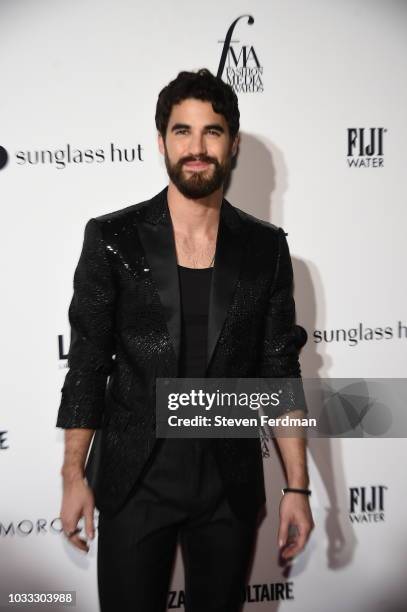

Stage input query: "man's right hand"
[{"left": 60, "top": 475, "right": 95, "bottom": 553}]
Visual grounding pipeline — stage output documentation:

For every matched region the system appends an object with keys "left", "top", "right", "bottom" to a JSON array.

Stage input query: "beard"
[{"left": 164, "top": 147, "right": 232, "bottom": 199}]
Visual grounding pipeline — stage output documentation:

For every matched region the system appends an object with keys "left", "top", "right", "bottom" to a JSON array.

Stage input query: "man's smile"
[{"left": 183, "top": 160, "right": 212, "bottom": 171}]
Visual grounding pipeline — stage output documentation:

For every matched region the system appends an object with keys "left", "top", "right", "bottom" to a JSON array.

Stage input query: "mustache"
[{"left": 179, "top": 155, "right": 219, "bottom": 166}]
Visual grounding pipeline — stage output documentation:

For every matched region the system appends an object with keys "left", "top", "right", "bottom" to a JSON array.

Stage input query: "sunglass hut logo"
[
  {"left": 0, "top": 142, "right": 144, "bottom": 171},
  {"left": 217, "top": 15, "right": 264, "bottom": 94}
]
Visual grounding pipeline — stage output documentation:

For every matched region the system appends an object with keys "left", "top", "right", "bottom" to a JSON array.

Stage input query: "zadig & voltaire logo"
[{"left": 217, "top": 15, "right": 264, "bottom": 93}]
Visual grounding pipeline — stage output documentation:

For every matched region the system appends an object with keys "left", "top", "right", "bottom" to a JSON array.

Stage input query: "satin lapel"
[
  {"left": 135, "top": 188, "right": 181, "bottom": 368},
  {"left": 134, "top": 186, "right": 249, "bottom": 376},
  {"left": 206, "top": 198, "right": 249, "bottom": 372}
]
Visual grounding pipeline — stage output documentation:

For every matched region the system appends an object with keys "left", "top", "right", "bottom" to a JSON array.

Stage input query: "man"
[{"left": 57, "top": 68, "right": 314, "bottom": 612}]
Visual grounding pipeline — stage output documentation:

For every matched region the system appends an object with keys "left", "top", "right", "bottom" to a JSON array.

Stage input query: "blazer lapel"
[
  {"left": 206, "top": 195, "right": 248, "bottom": 371},
  {"left": 136, "top": 187, "right": 182, "bottom": 368},
  {"left": 135, "top": 186, "right": 249, "bottom": 375}
]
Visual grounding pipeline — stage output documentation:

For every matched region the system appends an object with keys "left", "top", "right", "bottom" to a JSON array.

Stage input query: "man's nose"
[{"left": 188, "top": 133, "right": 207, "bottom": 156}]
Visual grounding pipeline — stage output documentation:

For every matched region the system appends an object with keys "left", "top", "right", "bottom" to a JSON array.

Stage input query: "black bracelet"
[{"left": 282, "top": 487, "right": 311, "bottom": 496}]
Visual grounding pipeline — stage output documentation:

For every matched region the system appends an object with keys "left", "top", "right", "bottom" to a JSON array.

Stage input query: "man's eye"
[
  {"left": 207, "top": 130, "right": 221, "bottom": 136},
  {"left": 175, "top": 129, "right": 188, "bottom": 135}
]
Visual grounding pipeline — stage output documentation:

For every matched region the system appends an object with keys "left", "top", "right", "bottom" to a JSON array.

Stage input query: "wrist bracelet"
[{"left": 282, "top": 487, "right": 311, "bottom": 496}]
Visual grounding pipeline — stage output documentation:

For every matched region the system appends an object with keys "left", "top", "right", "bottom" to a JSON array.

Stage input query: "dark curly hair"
[{"left": 155, "top": 68, "right": 240, "bottom": 140}]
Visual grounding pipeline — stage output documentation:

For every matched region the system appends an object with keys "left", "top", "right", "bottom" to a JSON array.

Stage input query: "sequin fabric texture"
[{"left": 56, "top": 187, "right": 307, "bottom": 520}]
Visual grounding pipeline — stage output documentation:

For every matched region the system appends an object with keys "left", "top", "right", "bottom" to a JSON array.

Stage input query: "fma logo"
[
  {"left": 349, "top": 485, "right": 387, "bottom": 523},
  {"left": 347, "top": 128, "right": 386, "bottom": 168},
  {"left": 217, "top": 15, "right": 263, "bottom": 93}
]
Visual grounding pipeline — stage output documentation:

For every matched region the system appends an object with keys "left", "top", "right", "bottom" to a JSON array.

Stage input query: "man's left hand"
[{"left": 278, "top": 492, "right": 314, "bottom": 560}]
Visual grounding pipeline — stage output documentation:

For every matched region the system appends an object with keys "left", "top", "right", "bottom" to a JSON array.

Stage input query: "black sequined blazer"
[{"left": 56, "top": 186, "right": 307, "bottom": 520}]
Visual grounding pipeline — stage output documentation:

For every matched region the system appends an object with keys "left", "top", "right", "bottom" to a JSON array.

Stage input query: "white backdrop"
[{"left": 1, "top": 1, "right": 406, "bottom": 610}]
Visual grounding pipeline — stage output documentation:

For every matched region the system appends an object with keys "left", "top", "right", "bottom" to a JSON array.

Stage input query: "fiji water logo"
[
  {"left": 349, "top": 485, "right": 387, "bottom": 523},
  {"left": 347, "top": 128, "right": 387, "bottom": 168}
]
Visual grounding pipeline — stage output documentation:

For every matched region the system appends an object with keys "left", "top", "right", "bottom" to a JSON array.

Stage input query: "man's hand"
[
  {"left": 278, "top": 492, "right": 314, "bottom": 560},
  {"left": 60, "top": 475, "right": 95, "bottom": 553}
]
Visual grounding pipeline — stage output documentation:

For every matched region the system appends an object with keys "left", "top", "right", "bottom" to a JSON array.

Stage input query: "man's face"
[{"left": 158, "top": 98, "right": 239, "bottom": 199}]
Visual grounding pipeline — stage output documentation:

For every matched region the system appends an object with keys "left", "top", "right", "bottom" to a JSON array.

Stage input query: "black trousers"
[{"left": 97, "top": 438, "right": 258, "bottom": 612}]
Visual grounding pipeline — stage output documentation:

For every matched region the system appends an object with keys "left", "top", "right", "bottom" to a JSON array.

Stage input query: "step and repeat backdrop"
[{"left": 1, "top": 1, "right": 406, "bottom": 611}]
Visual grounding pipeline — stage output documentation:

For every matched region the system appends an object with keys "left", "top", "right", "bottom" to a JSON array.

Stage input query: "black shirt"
[
  {"left": 137, "top": 264, "right": 214, "bottom": 484},
  {"left": 177, "top": 264, "right": 213, "bottom": 378}
]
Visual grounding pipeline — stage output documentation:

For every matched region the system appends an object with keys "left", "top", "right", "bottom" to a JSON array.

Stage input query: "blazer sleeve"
[
  {"left": 258, "top": 227, "right": 308, "bottom": 414},
  {"left": 56, "top": 218, "right": 116, "bottom": 429}
]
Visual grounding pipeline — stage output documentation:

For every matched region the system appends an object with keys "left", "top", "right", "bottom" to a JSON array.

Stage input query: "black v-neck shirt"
[
  {"left": 177, "top": 264, "right": 213, "bottom": 378},
  {"left": 136, "top": 264, "right": 215, "bottom": 481}
]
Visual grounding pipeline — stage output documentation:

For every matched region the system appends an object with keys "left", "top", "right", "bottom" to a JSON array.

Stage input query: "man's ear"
[
  {"left": 158, "top": 132, "right": 165, "bottom": 155},
  {"left": 231, "top": 132, "right": 240, "bottom": 157}
]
